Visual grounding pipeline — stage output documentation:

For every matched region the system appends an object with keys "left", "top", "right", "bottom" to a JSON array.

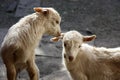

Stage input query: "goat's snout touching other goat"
[
  {"left": 1, "top": 7, "right": 61, "bottom": 80},
  {"left": 51, "top": 30, "right": 120, "bottom": 80}
]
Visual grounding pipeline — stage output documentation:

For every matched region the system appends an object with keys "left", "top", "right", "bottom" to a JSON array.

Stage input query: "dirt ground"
[{"left": 0, "top": 0, "right": 120, "bottom": 79}]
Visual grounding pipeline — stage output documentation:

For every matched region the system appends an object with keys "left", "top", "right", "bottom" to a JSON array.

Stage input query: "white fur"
[
  {"left": 1, "top": 7, "right": 61, "bottom": 80},
  {"left": 62, "top": 30, "right": 120, "bottom": 80}
]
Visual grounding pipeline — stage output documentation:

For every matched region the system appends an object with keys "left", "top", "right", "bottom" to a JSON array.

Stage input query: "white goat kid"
[
  {"left": 51, "top": 30, "right": 120, "bottom": 80},
  {"left": 1, "top": 7, "right": 61, "bottom": 80}
]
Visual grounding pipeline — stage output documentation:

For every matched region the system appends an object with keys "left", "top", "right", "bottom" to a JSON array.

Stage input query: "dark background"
[
  {"left": 1, "top": 0, "right": 120, "bottom": 47},
  {"left": 0, "top": 0, "right": 120, "bottom": 79}
]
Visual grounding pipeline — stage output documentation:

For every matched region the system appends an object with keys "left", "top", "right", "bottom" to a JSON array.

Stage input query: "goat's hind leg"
[
  {"left": 2, "top": 53, "right": 17, "bottom": 80},
  {"left": 5, "top": 61, "right": 17, "bottom": 80}
]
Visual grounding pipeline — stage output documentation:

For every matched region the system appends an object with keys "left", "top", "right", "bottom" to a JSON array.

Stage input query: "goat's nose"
[
  {"left": 64, "top": 54, "right": 66, "bottom": 58},
  {"left": 56, "top": 32, "right": 61, "bottom": 37},
  {"left": 68, "top": 56, "right": 74, "bottom": 62}
]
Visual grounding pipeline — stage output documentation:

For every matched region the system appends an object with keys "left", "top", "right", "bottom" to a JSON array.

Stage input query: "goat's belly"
[
  {"left": 13, "top": 49, "right": 34, "bottom": 64},
  {"left": 15, "top": 62, "right": 27, "bottom": 72},
  {"left": 14, "top": 53, "right": 28, "bottom": 71}
]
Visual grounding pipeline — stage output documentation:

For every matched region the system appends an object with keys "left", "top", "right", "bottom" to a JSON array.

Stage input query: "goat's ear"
[
  {"left": 34, "top": 7, "right": 42, "bottom": 12},
  {"left": 50, "top": 33, "right": 65, "bottom": 42},
  {"left": 34, "top": 7, "right": 49, "bottom": 16},
  {"left": 50, "top": 37, "right": 60, "bottom": 42},
  {"left": 83, "top": 35, "right": 96, "bottom": 42}
]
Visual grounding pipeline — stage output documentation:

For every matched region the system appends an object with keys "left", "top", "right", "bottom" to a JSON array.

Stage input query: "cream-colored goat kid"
[
  {"left": 51, "top": 30, "right": 120, "bottom": 80},
  {"left": 0, "top": 7, "right": 61, "bottom": 80}
]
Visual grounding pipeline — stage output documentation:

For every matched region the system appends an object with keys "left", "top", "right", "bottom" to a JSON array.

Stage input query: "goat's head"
[
  {"left": 51, "top": 30, "right": 96, "bottom": 62},
  {"left": 34, "top": 7, "right": 61, "bottom": 37}
]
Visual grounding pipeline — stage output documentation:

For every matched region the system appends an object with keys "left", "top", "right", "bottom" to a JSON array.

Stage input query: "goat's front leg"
[{"left": 26, "top": 56, "right": 39, "bottom": 80}]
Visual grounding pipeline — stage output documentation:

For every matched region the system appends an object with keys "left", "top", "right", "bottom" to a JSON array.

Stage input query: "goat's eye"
[
  {"left": 78, "top": 45, "right": 81, "bottom": 48},
  {"left": 56, "top": 20, "right": 59, "bottom": 24}
]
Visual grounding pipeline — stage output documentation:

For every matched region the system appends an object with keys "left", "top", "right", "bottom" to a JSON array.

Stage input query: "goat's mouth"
[
  {"left": 54, "top": 32, "right": 61, "bottom": 37},
  {"left": 48, "top": 31, "right": 61, "bottom": 37}
]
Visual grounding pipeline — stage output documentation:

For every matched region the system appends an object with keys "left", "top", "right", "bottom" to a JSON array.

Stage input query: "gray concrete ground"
[{"left": 0, "top": 0, "right": 120, "bottom": 80}]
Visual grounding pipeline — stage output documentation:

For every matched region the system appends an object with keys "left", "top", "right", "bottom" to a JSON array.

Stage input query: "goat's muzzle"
[{"left": 64, "top": 54, "right": 74, "bottom": 62}]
